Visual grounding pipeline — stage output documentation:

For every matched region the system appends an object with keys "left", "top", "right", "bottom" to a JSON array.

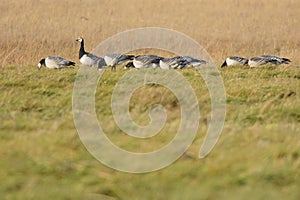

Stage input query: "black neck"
[
  {"left": 40, "top": 58, "right": 46, "bottom": 66},
  {"left": 79, "top": 40, "right": 86, "bottom": 59}
]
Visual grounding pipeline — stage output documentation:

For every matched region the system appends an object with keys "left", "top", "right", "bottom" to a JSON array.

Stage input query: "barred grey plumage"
[
  {"left": 104, "top": 54, "right": 134, "bottom": 71},
  {"left": 159, "top": 56, "right": 183, "bottom": 69},
  {"left": 260, "top": 55, "right": 291, "bottom": 65},
  {"left": 133, "top": 55, "right": 163, "bottom": 69},
  {"left": 248, "top": 55, "right": 291, "bottom": 67},
  {"left": 177, "top": 56, "right": 207, "bottom": 69}
]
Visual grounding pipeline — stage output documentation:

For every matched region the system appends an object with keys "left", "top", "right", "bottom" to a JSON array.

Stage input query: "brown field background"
[{"left": 1, "top": 0, "right": 300, "bottom": 66}]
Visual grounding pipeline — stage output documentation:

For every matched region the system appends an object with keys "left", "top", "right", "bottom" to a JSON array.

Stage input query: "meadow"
[{"left": 1, "top": 0, "right": 300, "bottom": 199}]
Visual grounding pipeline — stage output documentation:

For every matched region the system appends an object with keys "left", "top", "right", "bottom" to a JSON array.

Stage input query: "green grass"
[{"left": 0, "top": 65, "right": 300, "bottom": 199}]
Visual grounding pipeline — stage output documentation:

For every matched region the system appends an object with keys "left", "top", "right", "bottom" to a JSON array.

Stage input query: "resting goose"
[
  {"left": 221, "top": 56, "right": 248, "bottom": 68},
  {"left": 104, "top": 54, "right": 134, "bottom": 71},
  {"left": 159, "top": 56, "right": 182, "bottom": 70},
  {"left": 248, "top": 55, "right": 291, "bottom": 67},
  {"left": 133, "top": 55, "right": 163, "bottom": 69},
  {"left": 76, "top": 37, "right": 106, "bottom": 69},
  {"left": 37, "top": 56, "right": 75, "bottom": 70},
  {"left": 178, "top": 56, "right": 207, "bottom": 69}
]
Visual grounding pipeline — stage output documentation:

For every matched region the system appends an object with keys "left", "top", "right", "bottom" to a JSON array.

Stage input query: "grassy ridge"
[{"left": 0, "top": 65, "right": 299, "bottom": 199}]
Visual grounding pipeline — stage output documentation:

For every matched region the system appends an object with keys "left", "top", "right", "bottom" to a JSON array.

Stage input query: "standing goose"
[
  {"left": 76, "top": 37, "right": 106, "bottom": 70},
  {"left": 221, "top": 56, "right": 248, "bottom": 68},
  {"left": 37, "top": 56, "right": 75, "bottom": 70},
  {"left": 133, "top": 55, "right": 163, "bottom": 69},
  {"left": 104, "top": 54, "right": 134, "bottom": 71},
  {"left": 248, "top": 55, "right": 291, "bottom": 67}
]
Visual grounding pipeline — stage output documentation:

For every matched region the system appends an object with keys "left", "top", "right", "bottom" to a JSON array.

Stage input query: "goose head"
[
  {"left": 37, "top": 58, "right": 45, "bottom": 70},
  {"left": 76, "top": 37, "right": 84, "bottom": 43},
  {"left": 124, "top": 61, "right": 135, "bottom": 69}
]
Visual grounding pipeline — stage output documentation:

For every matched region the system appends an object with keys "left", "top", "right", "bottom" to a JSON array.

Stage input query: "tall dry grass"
[{"left": 0, "top": 0, "right": 300, "bottom": 66}]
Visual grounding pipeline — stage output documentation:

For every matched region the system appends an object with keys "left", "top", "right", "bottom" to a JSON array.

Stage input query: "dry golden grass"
[{"left": 1, "top": 0, "right": 300, "bottom": 66}]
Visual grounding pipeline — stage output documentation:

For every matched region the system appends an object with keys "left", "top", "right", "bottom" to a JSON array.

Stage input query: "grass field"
[{"left": 1, "top": 0, "right": 300, "bottom": 199}]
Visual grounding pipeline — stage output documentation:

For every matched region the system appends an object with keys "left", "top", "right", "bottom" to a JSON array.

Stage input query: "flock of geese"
[
  {"left": 37, "top": 37, "right": 292, "bottom": 70},
  {"left": 221, "top": 55, "right": 291, "bottom": 68}
]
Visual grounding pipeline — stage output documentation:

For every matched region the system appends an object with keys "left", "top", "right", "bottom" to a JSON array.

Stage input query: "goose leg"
[{"left": 111, "top": 65, "right": 116, "bottom": 72}]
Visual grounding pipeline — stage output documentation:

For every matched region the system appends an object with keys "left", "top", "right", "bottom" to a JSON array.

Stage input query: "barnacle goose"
[
  {"left": 221, "top": 56, "right": 248, "bottom": 68},
  {"left": 248, "top": 55, "right": 291, "bottom": 67},
  {"left": 159, "top": 56, "right": 207, "bottom": 70},
  {"left": 133, "top": 55, "right": 163, "bottom": 69},
  {"left": 76, "top": 37, "right": 105, "bottom": 69},
  {"left": 37, "top": 56, "right": 75, "bottom": 69},
  {"left": 159, "top": 56, "right": 182, "bottom": 70},
  {"left": 177, "top": 56, "right": 207, "bottom": 69},
  {"left": 104, "top": 54, "right": 134, "bottom": 71}
]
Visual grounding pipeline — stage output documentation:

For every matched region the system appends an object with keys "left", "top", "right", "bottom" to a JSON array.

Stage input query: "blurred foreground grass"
[{"left": 0, "top": 65, "right": 299, "bottom": 199}]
